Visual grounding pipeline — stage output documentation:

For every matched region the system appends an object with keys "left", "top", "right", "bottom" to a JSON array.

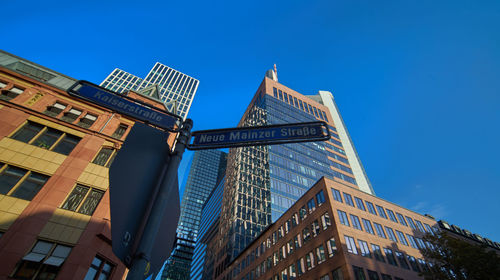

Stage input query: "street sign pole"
[{"left": 126, "top": 119, "right": 193, "bottom": 280}]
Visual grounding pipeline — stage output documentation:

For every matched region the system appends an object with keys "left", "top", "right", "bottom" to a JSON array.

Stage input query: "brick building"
[
  {"left": 0, "top": 50, "right": 174, "bottom": 279},
  {"left": 218, "top": 177, "right": 442, "bottom": 280}
]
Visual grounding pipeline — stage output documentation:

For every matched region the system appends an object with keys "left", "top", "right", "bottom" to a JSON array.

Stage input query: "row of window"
[
  {"left": 11, "top": 239, "right": 114, "bottom": 280},
  {"left": 235, "top": 190, "right": 328, "bottom": 276},
  {"left": 337, "top": 209, "right": 433, "bottom": 250},
  {"left": 272, "top": 87, "right": 329, "bottom": 122},
  {"left": 1, "top": 79, "right": 129, "bottom": 139},
  {"left": 0, "top": 162, "right": 105, "bottom": 215},
  {"left": 234, "top": 235, "right": 337, "bottom": 280},
  {"left": 352, "top": 265, "right": 406, "bottom": 280},
  {"left": 345, "top": 235, "right": 429, "bottom": 274},
  {"left": 331, "top": 187, "right": 436, "bottom": 234}
]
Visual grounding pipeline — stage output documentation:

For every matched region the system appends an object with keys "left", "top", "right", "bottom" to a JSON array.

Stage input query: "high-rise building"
[
  {"left": 100, "top": 63, "right": 199, "bottom": 119},
  {"left": 190, "top": 176, "right": 226, "bottom": 280},
  {"left": 161, "top": 150, "right": 227, "bottom": 280},
  {"left": 210, "top": 70, "right": 373, "bottom": 278},
  {"left": 0, "top": 50, "right": 176, "bottom": 279}
]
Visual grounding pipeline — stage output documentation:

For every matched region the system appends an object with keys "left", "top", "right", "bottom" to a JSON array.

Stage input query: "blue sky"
[{"left": 3, "top": 0, "right": 499, "bottom": 241}]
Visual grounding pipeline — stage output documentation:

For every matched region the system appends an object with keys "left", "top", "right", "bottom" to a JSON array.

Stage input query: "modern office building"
[
  {"left": 0, "top": 50, "right": 176, "bottom": 279},
  {"left": 217, "top": 176, "right": 442, "bottom": 280},
  {"left": 161, "top": 150, "right": 227, "bottom": 280},
  {"left": 100, "top": 62, "right": 199, "bottom": 119},
  {"left": 209, "top": 70, "right": 374, "bottom": 278},
  {"left": 190, "top": 176, "right": 226, "bottom": 280}
]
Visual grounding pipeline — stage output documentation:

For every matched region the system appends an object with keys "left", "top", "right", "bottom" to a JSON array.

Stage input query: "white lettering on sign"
[{"left": 280, "top": 127, "right": 317, "bottom": 137}]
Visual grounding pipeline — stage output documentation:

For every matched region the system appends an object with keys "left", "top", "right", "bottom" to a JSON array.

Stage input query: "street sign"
[
  {"left": 109, "top": 122, "right": 180, "bottom": 277},
  {"left": 67, "top": 80, "right": 182, "bottom": 131},
  {"left": 187, "top": 121, "right": 330, "bottom": 150}
]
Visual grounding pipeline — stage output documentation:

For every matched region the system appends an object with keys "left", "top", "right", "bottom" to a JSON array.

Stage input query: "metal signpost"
[
  {"left": 67, "top": 81, "right": 332, "bottom": 280},
  {"left": 187, "top": 121, "right": 330, "bottom": 150}
]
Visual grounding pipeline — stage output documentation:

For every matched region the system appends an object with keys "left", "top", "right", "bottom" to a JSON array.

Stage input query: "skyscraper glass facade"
[
  {"left": 190, "top": 176, "right": 225, "bottom": 280},
  {"left": 100, "top": 63, "right": 199, "bottom": 119},
  {"left": 214, "top": 76, "right": 363, "bottom": 276},
  {"left": 161, "top": 150, "right": 227, "bottom": 280}
]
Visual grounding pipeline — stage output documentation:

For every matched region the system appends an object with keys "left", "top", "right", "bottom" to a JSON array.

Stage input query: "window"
[
  {"left": 296, "top": 258, "right": 304, "bottom": 276},
  {"left": 371, "top": 244, "right": 385, "bottom": 262},
  {"left": 78, "top": 113, "right": 97, "bottom": 128},
  {"left": 283, "top": 92, "right": 289, "bottom": 103},
  {"left": 405, "top": 216, "right": 417, "bottom": 230},
  {"left": 320, "top": 274, "right": 330, "bottom": 280},
  {"left": 311, "top": 220, "right": 320, "bottom": 237},
  {"left": 396, "top": 212, "right": 408, "bottom": 226},
  {"left": 84, "top": 255, "right": 114, "bottom": 280},
  {"left": 111, "top": 124, "right": 128, "bottom": 139},
  {"left": 44, "top": 102, "right": 67, "bottom": 117},
  {"left": 352, "top": 266, "right": 366, "bottom": 280},
  {"left": 376, "top": 205, "right": 387, "bottom": 219},
  {"left": 350, "top": 214, "right": 362, "bottom": 230},
  {"left": 299, "top": 206, "right": 307, "bottom": 220},
  {"left": 415, "top": 220, "right": 426, "bottom": 232},
  {"left": 302, "top": 227, "right": 311, "bottom": 243},
  {"left": 294, "top": 234, "right": 302, "bottom": 248},
  {"left": 331, "top": 188, "right": 343, "bottom": 202},
  {"left": 407, "top": 255, "right": 420, "bottom": 272},
  {"left": 305, "top": 251, "right": 315, "bottom": 270},
  {"left": 358, "top": 240, "right": 371, "bottom": 258},
  {"left": 316, "top": 190, "right": 326, "bottom": 205},
  {"left": 61, "top": 108, "right": 82, "bottom": 123},
  {"left": 61, "top": 184, "right": 105, "bottom": 215},
  {"left": 0, "top": 163, "right": 49, "bottom": 201},
  {"left": 281, "top": 269, "right": 288, "bottom": 280},
  {"left": 373, "top": 223, "right": 386, "bottom": 238},
  {"left": 367, "top": 270, "right": 380, "bottom": 280},
  {"left": 291, "top": 213, "right": 299, "bottom": 227},
  {"left": 406, "top": 234, "right": 418, "bottom": 249},
  {"left": 337, "top": 210, "right": 349, "bottom": 226},
  {"left": 362, "top": 219, "right": 375, "bottom": 235},
  {"left": 395, "top": 251, "right": 410, "bottom": 269},
  {"left": 327, "top": 237, "right": 337, "bottom": 257},
  {"left": 92, "top": 147, "right": 117, "bottom": 167},
  {"left": 307, "top": 198, "right": 316, "bottom": 213},
  {"left": 0, "top": 80, "right": 7, "bottom": 88},
  {"left": 286, "top": 240, "right": 294, "bottom": 255},
  {"left": 273, "top": 87, "right": 278, "bottom": 98},
  {"left": 344, "top": 236, "right": 358, "bottom": 254},
  {"left": 288, "top": 264, "right": 296, "bottom": 280},
  {"left": 381, "top": 274, "right": 392, "bottom": 280},
  {"left": 14, "top": 240, "right": 71, "bottom": 279},
  {"left": 386, "top": 209, "right": 398, "bottom": 222},
  {"left": 0, "top": 86, "right": 24, "bottom": 101},
  {"left": 354, "top": 197, "right": 366, "bottom": 211},
  {"left": 384, "top": 248, "right": 397, "bottom": 266},
  {"left": 278, "top": 90, "right": 283, "bottom": 100},
  {"left": 11, "top": 121, "right": 81, "bottom": 155},
  {"left": 316, "top": 245, "right": 326, "bottom": 264},
  {"left": 343, "top": 192, "right": 354, "bottom": 206},
  {"left": 396, "top": 230, "right": 408, "bottom": 246},
  {"left": 332, "top": 268, "right": 343, "bottom": 280},
  {"left": 321, "top": 212, "right": 331, "bottom": 229},
  {"left": 384, "top": 226, "right": 397, "bottom": 242},
  {"left": 366, "top": 201, "right": 377, "bottom": 215}
]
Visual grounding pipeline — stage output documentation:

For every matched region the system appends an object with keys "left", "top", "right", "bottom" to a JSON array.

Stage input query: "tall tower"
[
  {"left": 161, "top": 150, "right": 227, "bottom": 280},
  {"left": 100, "top": 63, "right": 199, "bottom": 119},
  {"left": 211, "top": 70, "right": 372, "bottom": 278}
]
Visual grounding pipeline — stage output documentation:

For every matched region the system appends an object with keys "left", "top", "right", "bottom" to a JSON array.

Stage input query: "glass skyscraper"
[
  {"left": 190, "top": 176, "right": 225, "bottom": 280},
  {"left": 100, "top": 62, "right": 199, "bottom": 119},
  {"left": 211, "top": 70, "right": 373, "bottom": 278},
  {"left": 161, "top": 150, "right": 227, "bottom": 280}
]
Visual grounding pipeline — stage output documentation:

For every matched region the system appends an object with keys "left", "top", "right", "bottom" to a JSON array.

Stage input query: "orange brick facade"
[
  {"left": 218, "top": 177, "right": 438, "bottom": 280},
  {"left": 0, "top": 60, "right": 172, "bottom": 279}
]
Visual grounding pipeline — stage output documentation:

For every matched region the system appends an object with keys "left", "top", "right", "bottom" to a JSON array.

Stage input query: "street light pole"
[{"left": 126, "top": 119, "right": 193, "bottom": 280}]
